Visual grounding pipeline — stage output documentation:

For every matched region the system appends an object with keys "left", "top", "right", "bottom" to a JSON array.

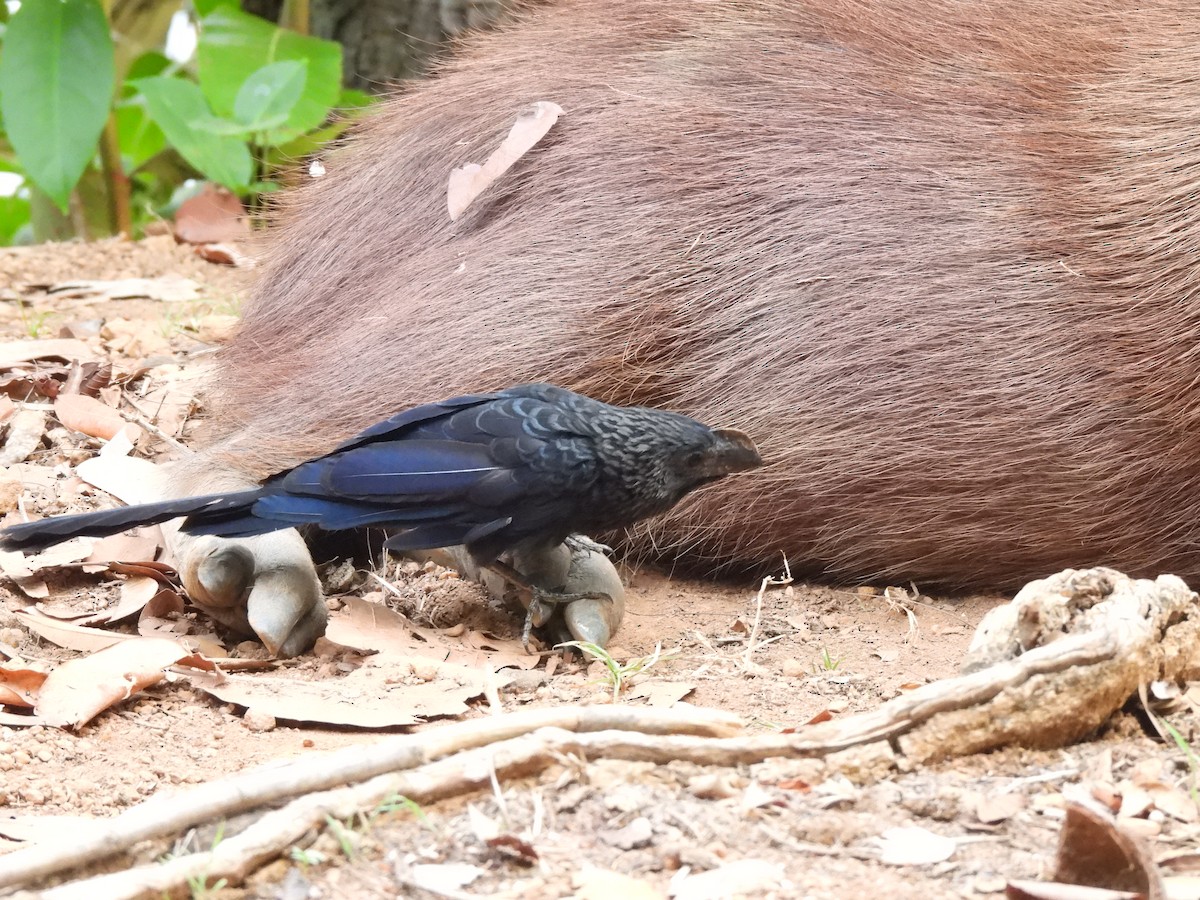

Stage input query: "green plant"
[
  {"left": 0, "top": 0, "right": 374, "bottom": 244},
  {"left": 560, "top": 640, "right": 675, "bottom": 701},
  {"left": 816, "top": 646, "right": 842, "bottom": 672},
  {"left": 289, "top": 845, "right": 328, "bottom": 867}
]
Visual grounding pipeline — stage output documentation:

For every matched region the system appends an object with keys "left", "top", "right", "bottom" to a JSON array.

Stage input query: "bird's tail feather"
[{"left": 0, "top": 491, "right": 262, "bottom": 553}]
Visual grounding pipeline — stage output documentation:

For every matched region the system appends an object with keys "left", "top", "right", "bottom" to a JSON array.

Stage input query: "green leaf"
[
  {"left": 115, "top": 96, "right": 167, "bottom": 170},
  {"left": 338, "top": 88, "right": 375, "bottom": 111},
  {"left": 124, "top": 50, "right": 172, "bottom": 84},
  {"left": 192, "top": 0, "right": 235, "bottom": 17},
  {"left": 0, "top": 0, "right": 116, "bottom": 212},
  {"left": 233, "top": 60, "right": 308, "bottom": 131},
  {"left": 198, "top": 6, "right": 340, "bottom": 135},
  {"left": 0, "top": 192, "right": 31, "bottom": 244},
  {"left": 133, "top": 76, "right": 252, "bottom": 189}
]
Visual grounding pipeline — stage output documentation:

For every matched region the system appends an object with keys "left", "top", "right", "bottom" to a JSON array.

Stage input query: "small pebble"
[{"left": 243, "top": 708, "right": 277, "bottom": 732}]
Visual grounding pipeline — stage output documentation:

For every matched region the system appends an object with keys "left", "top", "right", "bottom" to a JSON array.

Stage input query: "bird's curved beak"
[{"left": 709, "top": 428, "right": 763, "bottom": 475}]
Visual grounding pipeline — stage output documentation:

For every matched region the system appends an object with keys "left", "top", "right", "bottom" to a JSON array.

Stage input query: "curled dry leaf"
[
  {"left": 1053, "top": 802, "right": 1165, "bottom": 899},
  {"left": 53, "top": 393, "right": 140, "bottom": 443},
  {"left": 34, "top": 637, "right": 191, "bottom": 727},
  {"left": 0, "top": 663, "right": 48, "bottom": 708},
  {"left": 14, "top": 609, "right": 134, "bottom": 653},
  {"left": 447, "top": 101, "right": 563, "bottom": 221}
]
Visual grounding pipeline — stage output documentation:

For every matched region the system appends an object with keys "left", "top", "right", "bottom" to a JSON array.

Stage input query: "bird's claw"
[
  {"left": 564, "top": 534, "right": 613, "bottom": 556},
  {"left": 520, "top": 586, "right": 615, "bottom": 652}
]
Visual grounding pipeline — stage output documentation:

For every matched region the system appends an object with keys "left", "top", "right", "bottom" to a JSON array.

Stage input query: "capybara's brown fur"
[{"left": 194, "top": 0, "right": 1200, "bottom": 590}]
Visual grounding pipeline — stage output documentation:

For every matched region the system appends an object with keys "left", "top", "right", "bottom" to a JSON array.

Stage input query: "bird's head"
[{"left": 667, "top": 427, "right": 763, "bottom": 492}]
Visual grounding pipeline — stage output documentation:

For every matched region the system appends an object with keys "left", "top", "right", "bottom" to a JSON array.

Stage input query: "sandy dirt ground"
[{"left": 0, "top": 237, "right": 1197, "bottom": 900}]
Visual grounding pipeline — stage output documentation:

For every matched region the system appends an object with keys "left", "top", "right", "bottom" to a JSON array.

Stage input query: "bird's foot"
[
  {"left": 564, "top": 534, "right": 613, "bottom": 556},
  {"left": 523, "top": 586, "right": 615, "bottom": 652},
  {"left": 484, "top": 545, "right": 626, "bottom": 651}
]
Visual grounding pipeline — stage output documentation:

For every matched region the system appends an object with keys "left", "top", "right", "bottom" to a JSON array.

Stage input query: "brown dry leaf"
[
  {"left": 142, "top": 587, "right": 185, "bottom": 619},
  {"left": 184, "top": 653, "right": 511, "bottom": 728},
  {"left": 573, "top": 866, "right": 662, "bottom": 900},
  {"left": 627, "top": 680, "right": 695, "bottom": 708},
  {"left": 35, "top": 637, "right": 190, "bottom": 727},
  {"left": 0, "top": 662, "right": 48, "bottom": 707},
  {"left": 194, "top": 242, "right": 254, "bottom": 267},
  {"left": 1053, "top": 803, "right": 1165, "bottom": 899},
  {"left": 447, "top": 101, "right": 563, "bottom": 221},
  {"left": 669, "top": 860, "right": 787, "bottom": 900},
  {"left": 328, "top": 596, "right": 537, "bottom": 671},
  {"left": 1146, "top": 785, "right": 1199, "bottom": 823},
  {"left": 48, "top": 277, "right": 201, "bottom": 303},
  {"left": 53, "top": 393, "right": 140, "bottom": 442},
  {"left": 100, "top": 318, "right": 172, "bottom": 358},
  {"left": 0, "top": 396, "right": 15, "bottom": 422},
  {"left": 65, "top": 575, "right": 160, "bottom": 627},
  {"left": 85, "top": 533, "right": 161, "bottom": 565},
  {"left": 0, "top": 338, "right": 97, "bottom": 367},
  {"left": 173, "top": 185, "right": 249, "bottom": 245},
  {"left": 14, "top": 609, "right": 135, "bottom": 652}
]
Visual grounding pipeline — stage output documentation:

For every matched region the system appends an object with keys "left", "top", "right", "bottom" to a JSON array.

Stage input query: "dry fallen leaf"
[
  {"left": 328, "top": 596, "right": 538, "bottom": 671},
  {"left": 184, "top": 653, "right": 511, "bottom": 728},
  {"left": 0, "top": 338, "right": 97, "bottom": 367},
  {"left": 14, "top": 609, "right": 136, "bottom": 652},
  {"left": 34, "top": 637, "right": 191, "bottom": 727},
  {"left": 173, "top": 185, "right": 249, "bottom": 245},
  {"left": 0, "top": 408, "right": 47, "bottom": 466},
  {"left": 53, "top": 393, "right": 140, "bottom": 442},
  {"left": 1053, "top": 803, "right": 1165, "bottom": 899},
  {"left": 0, "top": 663, "right": 48, "bottom": 707},
  {"left": 874, "top": 826, "right": 957, "bottom": 866},
  {"left": 76, "top": 453, "right": 171, "bottom": 507},
  {"left": 447, "top": 101, "right": 563, "bottom": 220},
  {"left": 627, "top": 680, "right": 695, "bottom": 708},
  {"left": 48, "top": 277, "right": 201, "bottom": 303}
]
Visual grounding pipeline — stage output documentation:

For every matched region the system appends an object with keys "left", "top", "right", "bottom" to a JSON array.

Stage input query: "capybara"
[{"left": 170, "top": 0, "right": 1200, "bottom": 645}]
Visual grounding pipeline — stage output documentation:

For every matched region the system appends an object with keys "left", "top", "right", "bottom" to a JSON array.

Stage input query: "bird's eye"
[{"left": 684, "top": 450, "right": 706, "bottom": 468}]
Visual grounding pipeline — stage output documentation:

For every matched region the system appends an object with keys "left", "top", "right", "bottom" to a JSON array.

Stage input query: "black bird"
[{"left": 0, "top": 384, "right": 762, "bottom": 566}]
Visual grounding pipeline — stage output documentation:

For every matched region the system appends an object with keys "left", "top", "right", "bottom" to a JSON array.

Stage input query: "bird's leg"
[
  {"left": 563, "top": 534, "right": 613, "bottom": 556},
  {"left": 485, "top": 558, "right": 614, "bottom": 652}
]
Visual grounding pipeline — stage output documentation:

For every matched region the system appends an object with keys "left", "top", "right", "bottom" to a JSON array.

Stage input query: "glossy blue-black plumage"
[{"left": 0, "top": 384, "right": 762, "bottom": 561}]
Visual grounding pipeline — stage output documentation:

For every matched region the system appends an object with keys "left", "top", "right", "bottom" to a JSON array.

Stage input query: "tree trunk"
[{"left": 243, "top": 0, "right": 521, "bottom": 91}]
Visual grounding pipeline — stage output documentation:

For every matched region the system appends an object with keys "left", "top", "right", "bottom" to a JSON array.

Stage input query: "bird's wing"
[
  {"left": 283, "top": 439, "right": 501, "bottom": 502},
  {"left": 330, "top": 392, "right": 500, "bottom": 452}
]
